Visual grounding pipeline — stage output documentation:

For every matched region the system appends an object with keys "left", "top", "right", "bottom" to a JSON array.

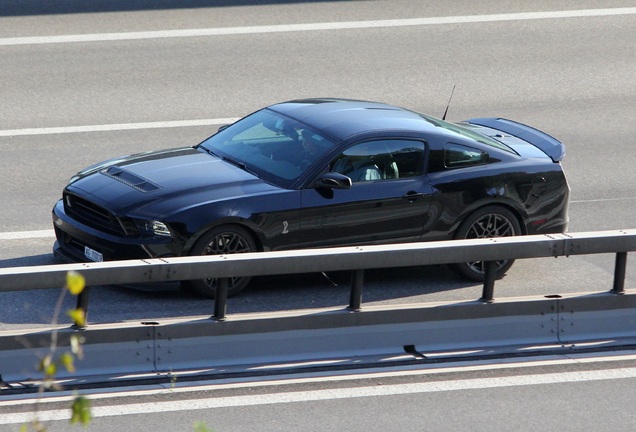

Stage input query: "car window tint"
[
  {"left": 417, "top": 113, "right": 515, "bottom": 154},
  {"left": 198, "top": 109, "right": 337, "bottom": 187},
  {"left": 230, "top": 122, "right": 295, "bottom": 142},
  {"left": 444, "top": 143, "right": 489, "bottom": 168},
  {"left": 331, "top": 140, "right": 425, "bottom": 182}
]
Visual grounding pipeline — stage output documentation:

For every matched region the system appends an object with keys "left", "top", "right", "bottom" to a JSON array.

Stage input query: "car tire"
[
  {"left": 183, "top": 225, "right": 257, "bottom": 298},
  {"left": 449, "top": 206, "right": 522, "bottom": 281}
]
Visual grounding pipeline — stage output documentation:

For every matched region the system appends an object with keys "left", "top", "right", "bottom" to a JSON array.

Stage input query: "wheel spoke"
[
  {"left": 200, "top": 231, "right": 252, "bottom": 291},
  {"left": 465, "top": 212, "right": 516, "bottom": 273}
]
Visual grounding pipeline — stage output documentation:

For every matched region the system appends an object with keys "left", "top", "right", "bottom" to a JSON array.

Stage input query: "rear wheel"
[
  {"left": 449, "top": 206, "right": 521, "bottom": 281},
  {"left": 184, "top": 225, "right": 256, "bottom": 298}
]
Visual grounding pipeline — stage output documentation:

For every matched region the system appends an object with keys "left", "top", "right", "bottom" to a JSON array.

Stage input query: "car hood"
[{"left": 66, "top": 147, "right": 278, "bottom": 217}]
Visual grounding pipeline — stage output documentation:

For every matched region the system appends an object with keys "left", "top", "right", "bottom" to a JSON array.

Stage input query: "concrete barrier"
[{"left": 3, "top": 290, "right": 636, "bottom": 388}]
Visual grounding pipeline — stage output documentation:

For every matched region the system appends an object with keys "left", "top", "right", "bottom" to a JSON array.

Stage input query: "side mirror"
[{"left": 317, "top": 172, "right": 352, "bottom": 190}]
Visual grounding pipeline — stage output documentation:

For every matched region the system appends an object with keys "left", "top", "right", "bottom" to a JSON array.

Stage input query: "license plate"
[{"left": 84, "top": 246, "right": 103, "bottom": 262}]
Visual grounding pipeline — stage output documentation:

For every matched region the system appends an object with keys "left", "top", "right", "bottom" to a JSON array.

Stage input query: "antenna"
[{"left": 442, "top": 85, "right": 456, "bottom": 120}]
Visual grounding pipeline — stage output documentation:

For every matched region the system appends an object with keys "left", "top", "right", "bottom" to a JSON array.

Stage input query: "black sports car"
[{"left": 52, "top": 98, "right": 569, "bottom": 297}]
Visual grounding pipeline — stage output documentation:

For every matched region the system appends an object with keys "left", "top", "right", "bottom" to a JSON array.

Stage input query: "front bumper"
[
  {"left": 52, "top": 199, "right": 174, "bottom": 263},
  {"left": 52, "top": 200, "right": 182, "bottom": 291}
]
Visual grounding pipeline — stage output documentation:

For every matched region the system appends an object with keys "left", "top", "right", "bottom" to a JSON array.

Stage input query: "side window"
[
  {"left": 444, "top": 143, "right": 489, "bottom": 168},
  {"left": 330, "top": 140, "right": 425, "bottom": 182}
]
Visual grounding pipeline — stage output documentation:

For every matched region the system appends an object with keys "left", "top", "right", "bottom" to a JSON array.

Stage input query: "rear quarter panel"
[{"left": 422, "top": 155, "right": 568, "bottom": 240}]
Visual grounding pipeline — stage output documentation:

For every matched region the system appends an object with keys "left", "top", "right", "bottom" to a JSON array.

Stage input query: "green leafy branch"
[{"left": 21, "top": 271, "right": 92, "bottom": 431}]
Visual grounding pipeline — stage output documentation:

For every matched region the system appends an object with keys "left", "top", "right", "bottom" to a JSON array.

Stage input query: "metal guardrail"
[{"left": 0, "top": 230, "right": 634, "bottom": 324}]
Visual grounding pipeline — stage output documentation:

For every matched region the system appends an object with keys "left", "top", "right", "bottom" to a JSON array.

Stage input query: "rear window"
[
  {"left": 417, "top": 113, "right": 515, "bottom": 154},
  {"left": 444, "top": 143, "right": 489, "bottom": 168}
]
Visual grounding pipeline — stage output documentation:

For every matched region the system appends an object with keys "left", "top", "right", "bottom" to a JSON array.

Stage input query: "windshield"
[{"left": 197, "top": 109, "right": 337, "bottom": 188}]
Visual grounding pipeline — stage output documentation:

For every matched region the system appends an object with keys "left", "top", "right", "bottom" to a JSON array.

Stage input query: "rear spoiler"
[{"left": 466, "top": 117, "right": 565, "bottom": 162}]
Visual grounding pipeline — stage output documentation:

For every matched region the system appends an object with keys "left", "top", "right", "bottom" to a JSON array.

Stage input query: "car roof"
[{"left": 267, "top": 98, "right": 443, "bottom": 141}]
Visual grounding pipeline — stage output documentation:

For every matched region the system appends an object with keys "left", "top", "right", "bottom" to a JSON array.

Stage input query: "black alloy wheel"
[
  {"left": 184, "top": 225, "right": 257, "bottom": 298},
  {"left": 449, "top": 206, "right": 521, "bottom": 281}
]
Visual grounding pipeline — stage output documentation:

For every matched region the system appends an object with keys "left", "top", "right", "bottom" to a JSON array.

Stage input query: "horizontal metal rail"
[{"left": 0, "top": 230, "right": 634, "bottom": 324}]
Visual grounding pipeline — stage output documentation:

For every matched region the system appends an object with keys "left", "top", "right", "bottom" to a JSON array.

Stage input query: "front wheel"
[
  {"left": 449, "top": 206, "right": 522, "bottom": 281},
  {"left": 183, "top": 225, "right": 257, "bottom": 298}
]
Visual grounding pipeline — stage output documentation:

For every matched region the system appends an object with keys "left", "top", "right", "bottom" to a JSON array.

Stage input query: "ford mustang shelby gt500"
[{"left": 53, "top": 98, "right": 569, "bottom": 297}]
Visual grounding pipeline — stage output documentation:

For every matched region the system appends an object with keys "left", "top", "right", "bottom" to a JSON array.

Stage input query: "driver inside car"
[{"left": 331, "top": 143, "right": 382, "bottom": 182}]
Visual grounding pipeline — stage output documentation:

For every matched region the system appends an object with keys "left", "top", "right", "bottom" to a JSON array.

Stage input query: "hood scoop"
[{"left": 100, "top": 166, "right": 161, "bottom": 192}]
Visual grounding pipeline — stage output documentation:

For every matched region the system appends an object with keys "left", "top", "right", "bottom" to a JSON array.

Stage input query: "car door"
[{"left": 299, "top": 139, "right": 432, "bottom": 248}]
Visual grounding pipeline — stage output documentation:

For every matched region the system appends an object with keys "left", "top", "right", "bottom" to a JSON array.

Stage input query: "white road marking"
[
  {"left": 0, "top": 118, "right": 239, "bottom": 137},
  {"left": 6, "top": 350, "right": 636, "bottom": 407},
  {"left": 0, "top": 8, "right": 635, "bottom": 138},
  {"left": 2, "top": 8, "right": 634, "bottom": 423},
  {"left": 570, "top": 197, "right": 636, "bottom": 203},
  {"left": 1, "top": 7, "right": 634, "bottom": 237},
  {"left": 3, "top": 366, "right": 636, "bottom": 424},
  {"left": 1, "top": 8, "right": 635, "bottom": 47},
  {"left": 0, "top": 230, "right": 55, "bottom": 240}
]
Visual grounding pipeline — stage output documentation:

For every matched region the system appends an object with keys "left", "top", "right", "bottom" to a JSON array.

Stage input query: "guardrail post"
[
  {"left": 612, "top": 252, "right": 628, "bottom": 294},
  {"left": 480, "top": 261, "right": 496, "bottom": 303},
  {"left": 213, "top": 278, "right": 228, "bottom": 321},
  {"left": 72, "top": 286, "right": 90, "bottom": 329},
  {"left": 348, "top": 269, "right": 364, "bottom": 311}
]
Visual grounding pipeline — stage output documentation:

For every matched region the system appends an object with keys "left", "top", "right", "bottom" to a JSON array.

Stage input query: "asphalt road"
[
  {"left": 3, "top": 351, "right": 636, "bottom": 431},
  {"left": 1, "top": 0, "right": 635, "bottom": 331},
  {"left": 1, "top": 1, "right": 636, "bottom": 430}
]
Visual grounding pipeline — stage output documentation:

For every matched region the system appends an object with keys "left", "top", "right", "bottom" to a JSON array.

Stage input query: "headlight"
[{"left": 143, "top": 220, "right": 172, "bottom": 237}]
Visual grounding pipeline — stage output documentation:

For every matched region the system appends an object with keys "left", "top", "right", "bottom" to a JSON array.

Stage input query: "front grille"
[{"left": 64, "top": 192, "right": 138, "bottom": 236}]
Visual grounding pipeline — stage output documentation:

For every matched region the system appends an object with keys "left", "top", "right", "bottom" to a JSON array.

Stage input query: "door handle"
[{"left": 402, "top": 191, "right": 426, "bottom": 202}]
